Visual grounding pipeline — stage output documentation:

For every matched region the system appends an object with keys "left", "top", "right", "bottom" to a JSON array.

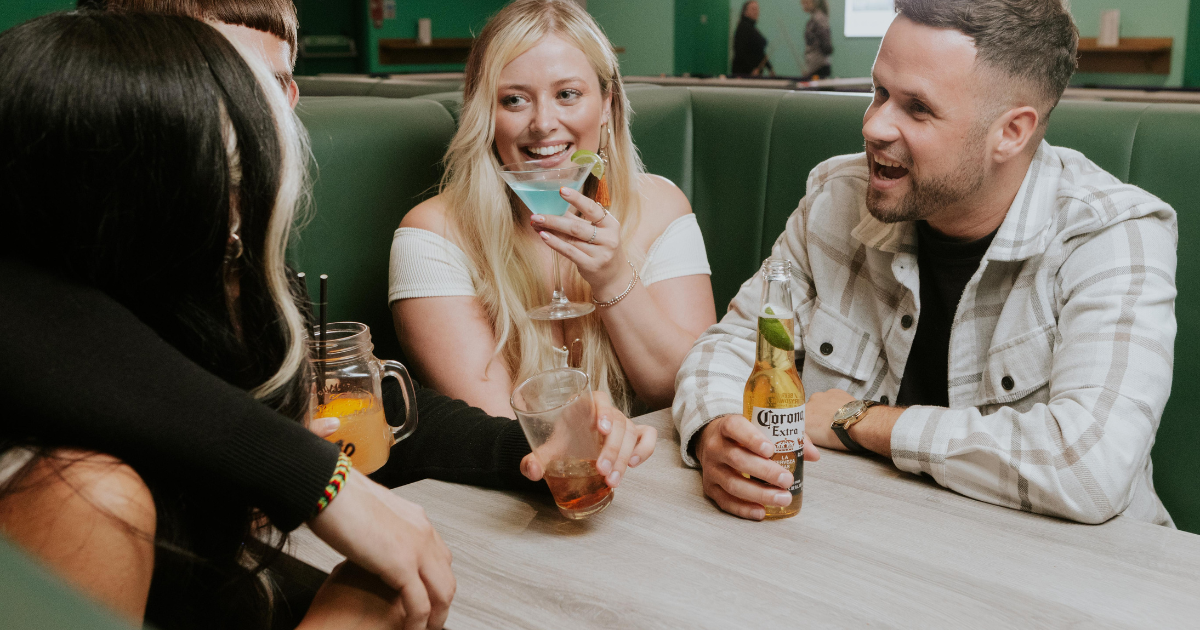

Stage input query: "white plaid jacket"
[{"left": 673, "top": 143, "right": 1177, "bottom": 526}]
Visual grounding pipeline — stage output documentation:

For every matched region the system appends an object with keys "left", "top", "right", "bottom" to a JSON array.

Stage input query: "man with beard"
[{"left": 673, "top": 0, "right": 1178, "bottom": 527}]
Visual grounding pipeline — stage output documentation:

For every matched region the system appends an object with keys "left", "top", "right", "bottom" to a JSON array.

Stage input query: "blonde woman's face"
[{"left": 494, "top": 34, "right": 611, "bottom": 169}]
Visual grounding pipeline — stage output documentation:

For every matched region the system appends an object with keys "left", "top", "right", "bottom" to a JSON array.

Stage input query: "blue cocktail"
[
  {"left": 498, "top": 160, "right": 595, "bottom": 321},
  {"left": 508, "top": 179, "right": 587, "bottom": 217}
]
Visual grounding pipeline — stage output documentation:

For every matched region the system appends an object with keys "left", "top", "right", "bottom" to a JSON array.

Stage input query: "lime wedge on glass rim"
[
  {"left": 759, "top": 306, "right": 794, "bottom": 351},
  {"left": 570, "top": 149, "right": 605, "bottom": 180}
]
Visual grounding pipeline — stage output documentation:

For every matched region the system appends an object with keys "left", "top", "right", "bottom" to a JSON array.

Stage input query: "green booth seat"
[
  {"left": 295, "top": 75, "right": 380, "bottom": 96},
  {"left": 293, "top": 96, "right": 455, "bottom": 362},
  {"left": 413, "top": 90, "right": 464, "bottom": 124},
  {"left": 295, "top": 76, "right": 463, "bottom": 99},
  {"left": 1122, "top": 105, "right": 1200, "bottom": 537},
  {"left": 295, "top": 87, "right": 1200, "bottom": 534}
]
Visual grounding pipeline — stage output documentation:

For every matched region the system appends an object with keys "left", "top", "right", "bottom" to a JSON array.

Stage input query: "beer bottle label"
[{"left": 751, "top": 405, "right": 805, "bottom": 454}]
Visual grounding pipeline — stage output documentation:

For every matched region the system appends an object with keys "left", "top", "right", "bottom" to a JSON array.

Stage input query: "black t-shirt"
[{"left": 896, "top": 221, "right": 997, "bottom": 407}]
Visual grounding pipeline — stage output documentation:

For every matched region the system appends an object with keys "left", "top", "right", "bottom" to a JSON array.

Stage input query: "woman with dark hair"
[
  {"left": 0, "top": 11, "right": 453, "bottom": 629},
  {"left": 731, "top": 1, "right": 773, "bottom": 76}
]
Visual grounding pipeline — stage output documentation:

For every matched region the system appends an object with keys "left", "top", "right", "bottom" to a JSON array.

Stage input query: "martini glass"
[{"left": 499, "top": 160, "right": 596, "bottom": 320}]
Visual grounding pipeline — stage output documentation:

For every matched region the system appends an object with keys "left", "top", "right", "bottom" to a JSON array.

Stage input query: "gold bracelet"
[{"left": 592, "top": 260, "right": 639, "bottom": 307}]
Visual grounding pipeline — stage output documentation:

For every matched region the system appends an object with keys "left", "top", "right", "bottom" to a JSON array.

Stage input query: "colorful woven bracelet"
[{"left": 316, "top": 453, "right": 353, "bottom": 513}]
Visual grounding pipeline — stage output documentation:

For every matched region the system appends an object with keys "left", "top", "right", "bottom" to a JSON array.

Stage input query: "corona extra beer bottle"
[{"left": 743, "top": 258, "right": 805, "bottom": 518}]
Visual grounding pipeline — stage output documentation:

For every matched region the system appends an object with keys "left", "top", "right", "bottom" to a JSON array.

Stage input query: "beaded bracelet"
[
  {"left": 316, "top": 452, "right": 353, "bottom": 513},
  {"left": 592, "top": 260, "right": 639, "bottom": 307}
]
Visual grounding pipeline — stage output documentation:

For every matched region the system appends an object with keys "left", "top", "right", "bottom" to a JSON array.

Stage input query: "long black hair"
[
  {"left": 0, "top": 11, "right": 311, "bottom": 629},
  {"left": 0, "top": 10, "right": 309, "bottom": 417}
]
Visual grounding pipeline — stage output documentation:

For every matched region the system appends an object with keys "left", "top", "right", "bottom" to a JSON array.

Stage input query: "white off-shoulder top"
[{"left": 389, "top": 214, "right": 711, "bottom": 303}]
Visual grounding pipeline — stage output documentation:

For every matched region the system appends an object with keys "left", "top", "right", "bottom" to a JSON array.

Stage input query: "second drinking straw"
[{"left": 319, "top": 274, "right": 328, "bottom": 405}]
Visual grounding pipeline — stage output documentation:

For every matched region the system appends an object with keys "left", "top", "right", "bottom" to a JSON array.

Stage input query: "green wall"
[
  {"left": 0, "top": 0, "right": 74, "bottom": 32},
  {"left": 591, "top": 0, "right": 675, "bottom": 76}
]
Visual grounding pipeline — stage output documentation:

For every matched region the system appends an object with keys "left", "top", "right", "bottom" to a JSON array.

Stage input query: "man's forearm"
[{"left": 847, "top": 405, "right": 904, "bottom": 456}]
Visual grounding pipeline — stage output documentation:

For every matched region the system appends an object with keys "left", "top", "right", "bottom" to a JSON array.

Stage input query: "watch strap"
[{"left": 831, "top": 422, "right": 866, "bottom": 452}]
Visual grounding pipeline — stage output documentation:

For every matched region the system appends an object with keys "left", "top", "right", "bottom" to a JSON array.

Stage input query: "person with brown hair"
[
  {"left": 81, "top": 0, "right": 300, "bottom": 106},
  {"left": 676, "top": 0, "right": 1178, "bottom": 527}
]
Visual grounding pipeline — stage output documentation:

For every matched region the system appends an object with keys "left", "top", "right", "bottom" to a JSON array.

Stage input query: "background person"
[
  {"left": 801, "top": 0, "right": 833, "bottom": 79},
  {"left": 391, "top": 0, "right": 716, "bottom": 419},
  {"left": 731, "top": 1, "right": 773, "bottom": 76},
  {"left": 674, "top": 0, "right": 1177, "bottom": 527}
]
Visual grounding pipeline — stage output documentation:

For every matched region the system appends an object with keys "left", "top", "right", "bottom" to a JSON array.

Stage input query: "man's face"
[
  {"left": 862, "top": 16, "right": 990, "bottom": 224},
  {"left": 212, "top": 22, "right": 299, "bottom": 109},
  {"left": 745, "top": 2, "right": 760, "bottom": 20}
]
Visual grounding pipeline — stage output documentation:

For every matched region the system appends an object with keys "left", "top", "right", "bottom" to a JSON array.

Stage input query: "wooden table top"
[{"left": 288, "top": 409, "right": 1200, "bottom": 629}]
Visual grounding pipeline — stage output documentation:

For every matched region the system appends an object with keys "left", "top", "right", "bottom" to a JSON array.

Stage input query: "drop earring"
[{"left": 595, "top": 121, "right": 612, "bottom": 209}]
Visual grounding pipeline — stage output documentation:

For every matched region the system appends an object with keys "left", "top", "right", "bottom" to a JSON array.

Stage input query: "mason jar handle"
[{"left": 380, "top": 359, "right": 418, "bottom": 443}]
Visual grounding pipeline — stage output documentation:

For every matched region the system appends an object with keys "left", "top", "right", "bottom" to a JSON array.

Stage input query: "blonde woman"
[{"left": 391, "top": 0, "right": 716, "bottom": 420}]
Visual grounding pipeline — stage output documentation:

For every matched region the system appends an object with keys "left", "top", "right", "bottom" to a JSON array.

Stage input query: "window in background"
[{"left": 844, "top": 0, "right": 894, "bottom": 37}]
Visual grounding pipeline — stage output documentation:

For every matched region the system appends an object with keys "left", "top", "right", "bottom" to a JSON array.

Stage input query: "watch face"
[{"left": 835, "top": 399, "right": 865, "bottom": 423}]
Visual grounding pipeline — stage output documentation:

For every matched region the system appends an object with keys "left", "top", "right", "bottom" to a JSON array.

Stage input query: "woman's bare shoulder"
[
  {"left": 399, "top": 194, "right": 451, "bottom": 233},
  {"left": 633, "top": 174, "right": 693, "bottom": 244},
  {"left": 0, "top": 450, "right": 156, "bottom": 620}
]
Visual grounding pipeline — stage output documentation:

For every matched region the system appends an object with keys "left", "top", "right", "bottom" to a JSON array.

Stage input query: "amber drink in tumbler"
[{"left": 511, "top": 369, "right": 612, "bottom": 519}]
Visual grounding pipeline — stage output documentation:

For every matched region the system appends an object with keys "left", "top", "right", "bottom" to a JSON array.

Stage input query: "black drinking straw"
[
  {"left": 295, "top": 272, "right": 314, "bottom": 324},
  {"left": 318, "top": 274, "right": 328, "bottom": 405}
]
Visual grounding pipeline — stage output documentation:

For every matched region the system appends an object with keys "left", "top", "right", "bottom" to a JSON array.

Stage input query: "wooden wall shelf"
[
  {"left": 379, "top": 38, "right": 473, "bottom": 66},
  {"left": 1077, "top": 37, "right": 1173, "bottom": 75}
]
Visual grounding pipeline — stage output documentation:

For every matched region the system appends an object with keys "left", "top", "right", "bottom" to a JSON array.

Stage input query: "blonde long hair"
[
  {"left": 441, "top": 0, "right": 644, "bottom": 411},
  {"left": 224, "top": 33, "right": 313, "bottom": 408}
]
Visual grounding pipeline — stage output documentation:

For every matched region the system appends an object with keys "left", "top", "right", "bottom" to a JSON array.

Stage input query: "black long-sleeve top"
[
  {"left": 731, "top": 16, "right": 772, "bottom": 76},
  {"left": 0, "top": 258, "right": 539, "bottom": 532}
]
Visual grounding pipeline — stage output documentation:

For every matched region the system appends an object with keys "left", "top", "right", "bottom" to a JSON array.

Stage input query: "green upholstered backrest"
[
  {"left": 295, "top": 76, "right": 380, "bottom": 96},
  {"left": 296, "top": 76, "right": 463, "bottom": 99},
  {"left": 764, "top": 92, "right": 872, "bottom": 259},
  {"left": 413, "top": 90, "right": 464, "bottom": 124},
  {"left": 685, "top": 88, "right": 787, "bottom": 310},
  {"left": 369, "top": 79, "right": 465, "bottom": 99},
  {"left": 1123, "top": 106, "right": 1200, "bottom": 535},
  {"left": 0, "top": 535, "right": 136, "bottom": 629},
  {"left": 293, "top": 97, "right": 456, "bottom": 362},
  {"left": 1044, "top": 101, "right": 1200, "bottom": 533}
]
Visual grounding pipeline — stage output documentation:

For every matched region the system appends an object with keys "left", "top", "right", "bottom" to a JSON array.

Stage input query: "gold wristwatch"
[{"left": 831, "top": 399, "right": 877, "bottom": 452}]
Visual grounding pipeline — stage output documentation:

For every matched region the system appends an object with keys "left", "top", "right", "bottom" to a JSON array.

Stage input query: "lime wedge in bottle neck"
[{"left": 758, "top": 306, "right": 794, "bottom": 351}]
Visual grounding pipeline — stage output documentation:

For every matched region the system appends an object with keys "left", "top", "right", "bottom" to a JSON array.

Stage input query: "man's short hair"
[
  {"left": 893, "top": 0, "right": 1078, "bottom": 116},
  {"left": 81, "top": 0, "right": 298, "bottom": 65}
]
